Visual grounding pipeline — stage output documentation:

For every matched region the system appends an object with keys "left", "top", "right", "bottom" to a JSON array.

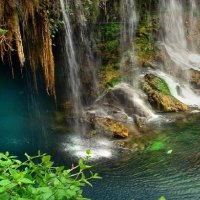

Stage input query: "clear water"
[
  {"left": 0, "top": 67, "right": 52, "bottom": 156},
  {"left": 1, "top": 70, "right": 200, "bottom": 200},
  {"left": 0, "top": 71, "right": 32, "bottom": 155},
  {"left": 84, "top": 115, "right": 200, "bottom": 200}
]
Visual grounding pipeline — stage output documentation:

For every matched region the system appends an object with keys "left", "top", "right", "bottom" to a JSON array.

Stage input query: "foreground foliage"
[{"left": 0, "top": 151, "right": 100, "bottom": 200}]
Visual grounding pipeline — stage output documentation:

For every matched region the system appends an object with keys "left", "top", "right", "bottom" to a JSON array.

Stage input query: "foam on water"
[{"left": 62, "top": 136, "right": 114, "bottom": 160}]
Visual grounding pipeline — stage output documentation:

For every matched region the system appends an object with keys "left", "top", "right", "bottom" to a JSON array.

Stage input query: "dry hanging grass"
[{"left": 0, "top": 0, "right": 55, "bottom": 96}]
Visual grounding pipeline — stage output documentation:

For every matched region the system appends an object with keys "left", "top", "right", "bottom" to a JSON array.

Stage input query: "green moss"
[
  {"left": 99, "top": 23, "right": 120, "bottom": 41},
  {"left": 135, "top": 16, "right": 159, "bottom": 63},
  {"left": 144, "top": 74, "right": 171, "bottom": 95},
  {"left": 98, "top": 63, "right": 120, "bottom": 91},
  {"left": 95, "top": 23, "right": 121, "bottom": 86},
  {"left": 106, "top": 40, "right": 119, "bottom": 52},
  {"left": 142, "top": 74, "right": 188, "bottom": 112},
  {"left": 106, "top": 76, "right": 121, "bottom": 88}
]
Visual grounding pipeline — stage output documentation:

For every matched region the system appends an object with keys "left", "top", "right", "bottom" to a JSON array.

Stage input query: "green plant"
[
  {"left": 135, "top": 17, "right": 159, "bottom": 62},
  {"left": 158, "top": 196, "right": 166, "bottom": 200},
  {"left": 99, "top": 23, "right": 120, "bottom": 41},
  {"left": 0, "top": 28, "right": 7, "bottom": 35},
  {"left": 0, "top": 150, "right": 100, "bottom": 200},
  {"left": 106, "top": 77, "right": 121, "bottom": 88}
]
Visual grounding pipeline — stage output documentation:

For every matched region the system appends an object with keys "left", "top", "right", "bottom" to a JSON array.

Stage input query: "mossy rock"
[
  {"left": 98, "top": 63, "right": 120, "bottom": 91},
  {"left": 190, "top": 69, "right": 200, "bottom": 89},
  {"left": 97, "top": 118, "right": 129, "bottom": 138},
  {"left": 144, "top": 74, "right": 171, "bottom": 95},
  {"left": 142, "top": 74, "right": 188, "bottom": 112}
]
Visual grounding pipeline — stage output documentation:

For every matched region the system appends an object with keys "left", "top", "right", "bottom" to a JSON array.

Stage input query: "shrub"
[{"left": 0, "top": 150, "right": 100, "bottom": 200}]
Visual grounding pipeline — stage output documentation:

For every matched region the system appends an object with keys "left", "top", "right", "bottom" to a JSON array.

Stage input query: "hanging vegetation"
[{"left": 0, "top": 0, "right": 56, "bottom": 96}]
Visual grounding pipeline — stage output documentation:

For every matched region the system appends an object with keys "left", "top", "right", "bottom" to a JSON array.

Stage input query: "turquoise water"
[
  {"left": 1, "top": 70, "right": 200, "bottom": 200},
  {"left": 84, "top": 115, "right": 200, "bottom": 200},
  {"left": 0, "top": 68, "right": 49, "bottom": 156}
]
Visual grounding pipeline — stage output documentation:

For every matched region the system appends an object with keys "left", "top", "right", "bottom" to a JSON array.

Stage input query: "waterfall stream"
[
  {"left": 74, "top": 0, "right": 99, "bottom": 99},
  {"left": 119, "top": 0, "right": 157, "bottom": 119},
  {"left": 60, "top": 0, "right": 83, "bottom": 132},
  {"left": 120, "top": 0, "right": 138, "bottom": 72},
  {"left": 159, "top": 0, "right": 200, "bottom": 72},
  {"left": 158, "top": 0, "right": 200, "bottom": 108},
  {"left": 120, "top": 0, "right": 137, "bottom": 53}
]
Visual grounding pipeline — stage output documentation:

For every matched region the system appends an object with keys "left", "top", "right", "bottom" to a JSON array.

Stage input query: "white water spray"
[
  {"left": 159, "top": 0, "right": 200, "bottom": 72},
  {"left": 152, "top": 70, "right": 200, "bottom": 108},
  {"left": 60, "top": 0, "right": 83, "bottom": 131},
  {"left": 120, "top": 0, "right": 138, "bottom": 72},
  {"left": 158, "top": 0, "right": 200, "bottom": 108}
]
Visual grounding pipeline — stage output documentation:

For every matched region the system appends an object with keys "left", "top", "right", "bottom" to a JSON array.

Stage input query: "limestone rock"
[
  {"left": 142, "top": 74, "right": 188, "bottom": 112},
  {"left": 190, "top": 69, "right": 200, "bottom": 89},
  {"left": 134, "top": 115, "right": 150, "bottom": 133}
]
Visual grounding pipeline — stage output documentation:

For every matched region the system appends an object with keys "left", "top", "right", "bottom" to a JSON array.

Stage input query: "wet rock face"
[
  {"left": 134, "top": 115, "right": 150, "bottom": 133},
  {"left": 96, "top": 118, "right": 129, "bottom": 138},
  {"left": 82, "top": 111, "right": 132, "bottom": 139},
  {"left": 190, "top": 69, "right": 200, "bottom": 89},
  {"left": 96, "top": 83, "right": 154, "bottom": 118},
  {"left": 142, "top": 74, "right": 188, "bottom": 112},
  {"left": 82, "top": 83, "right": 155, "bottom": 139}
]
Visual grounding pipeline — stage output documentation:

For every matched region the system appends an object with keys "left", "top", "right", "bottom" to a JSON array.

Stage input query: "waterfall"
[
  {"left": 158, "top": 0, "right": 200, "bottom": 108},
  {"left": 113, "top": 83, "right": 158, "bottom": 119},
  {"left": 120, "top": 0, "right": 138, "bottom": 73},
  {"left": 60, "top": 0, "right": 82, "bottom": 131},
  {"left": 189, "top": 0, "right": 200, "bottom": 52},
  {"left": 120, "top": 0, "right": 137, "bottom": 52},
  {"left": 159, "top": 0, "right": 200, "bottom": 72},
  {"left": 74, "top": 0, "right": 99, "bottom": 99},
  {"left": 119, "top": 0, "right": 157, "bottom": 119},
  {"left": 151, "top": 70, "right": 200, "bottom": 108}
]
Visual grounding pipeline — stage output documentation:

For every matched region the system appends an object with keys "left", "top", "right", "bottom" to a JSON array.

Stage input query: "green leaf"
[
  {"left": 0, "top": 187, "right": 6, "bottom": 193},
  {"left": 86, "top": 150, "right": 91, "bottom": 155},
  {"left": 65, "top": 189, "right": 77, "bottom": 198},
  {"left": 0, "top": 192, "right": 9, "bottom": 200},
  {"left": 79, "top": 159, "right": 84, "bottom": 170},
  {"left": 0, "top": 180, "right": 11, "bottom": 186},
  {"left": 42, "top": 155, "right": 51, "bottom": 163},
  {"left": 158, "top": 196, "right": 166, "bottom": 200},
  {"left": 9, "top": 168, "right": 19, "bottom": 178},
  {"left": 83, "top": 179, "right": 92, "bottom": 187},
  {"left": 37, "top": 187, "right": 51, "bottom": 193},
  {"left": 18, "top": 178, "right": 33, "bottom": 184},
  {"left": 92, "top": 173, "right": 102, "bottom": 179},
  {"left": 39, "top": 192, "right": 53, "bottom": 200},
  {"left": 6, "top": 183, "right": 17, "bottom": 189},
  {"left": 56, "top": 166, "right": 64, "bottom": 172},
  {"left": 5, "top": 152, "right": 9, "bottom": 157}
]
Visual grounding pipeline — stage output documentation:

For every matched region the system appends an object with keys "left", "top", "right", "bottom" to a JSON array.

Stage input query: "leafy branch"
[{"left": 0, "top": 150, "right": 101, "bottom": 200}]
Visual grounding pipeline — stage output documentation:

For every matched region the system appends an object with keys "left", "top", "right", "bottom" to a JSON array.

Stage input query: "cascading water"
[
  {"left": 120, "top": 0, "right": 137, "bottom": 53},
  {"left": 60, "top": 0, "right": 83, "bottom": 132},
  {"left": 74, "top": 0, "right": 99, "bottom": 99},
  {"left": 159, "top": 0, "right": 200, "bottom": 72},
  {"left": 189, "top": 0, "right": 200, "bottom": 52},
  {"left": 119, "top": 0, "right": 157, "bottom": 119},
  {"left": 151, "top": 70, "right": 200, "bottom": 107},
  {"left": 120, "top": 0, "right": 138, "bottom": 73},
  {"left": 113, "top": 83, "right": 157, "bottom": 119},
  {"left": 158, "top": 0, "right": 200, "bottom": 108}
]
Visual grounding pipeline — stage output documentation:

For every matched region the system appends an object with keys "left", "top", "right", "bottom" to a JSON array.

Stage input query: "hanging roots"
[{"left": 0, "top": 0, "right": 55, "bottom": 96}]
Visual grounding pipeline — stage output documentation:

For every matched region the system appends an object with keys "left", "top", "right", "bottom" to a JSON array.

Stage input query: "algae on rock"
[{"left": 142, "top": 74, "right": 188, "bottom": 112}]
